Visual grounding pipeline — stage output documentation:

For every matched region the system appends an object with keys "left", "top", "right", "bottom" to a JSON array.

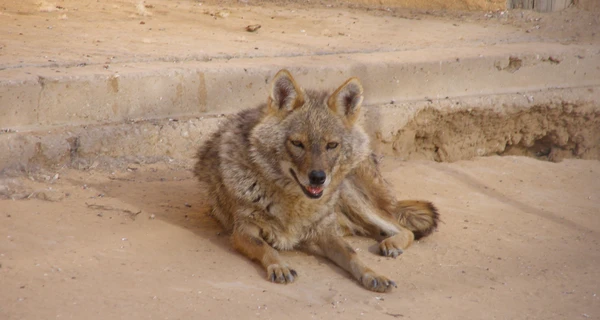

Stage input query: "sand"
[{"left": 1, "top": 156, "right": 599, "bottom": 319}]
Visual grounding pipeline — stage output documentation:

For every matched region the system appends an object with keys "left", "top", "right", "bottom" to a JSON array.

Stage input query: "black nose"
[{"left": 308, "top": 170, "right": 326, "bottom": 185}]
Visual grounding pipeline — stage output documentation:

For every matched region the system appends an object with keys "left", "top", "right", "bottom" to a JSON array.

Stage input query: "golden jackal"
[{"left": 194, "top": 69, "right": 439, "bottom": 292}]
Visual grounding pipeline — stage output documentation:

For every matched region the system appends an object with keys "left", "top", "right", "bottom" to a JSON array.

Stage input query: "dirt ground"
[
  {"left": 1, "top": 1, "right": 600, "bottom": 320},
  {"left": 1, "top": 156, "right": 599, "bottom": 319},
  {"left": 0, "top": 0, "right": 598, "bottom": 69}
]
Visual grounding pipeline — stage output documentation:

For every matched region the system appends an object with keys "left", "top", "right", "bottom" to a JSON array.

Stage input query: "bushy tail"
[{"left": 395, "top": 200, "right": 440, "bottom": 240}]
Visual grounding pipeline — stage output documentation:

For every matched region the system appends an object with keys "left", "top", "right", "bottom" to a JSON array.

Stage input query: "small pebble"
[{"left": 246, "top": 24, "right": 261, "bottom": 32}]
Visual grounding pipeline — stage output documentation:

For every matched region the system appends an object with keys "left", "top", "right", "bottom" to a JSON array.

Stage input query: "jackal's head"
[{"left": 250, "top": 69, "right": 370, "bottom": 200}]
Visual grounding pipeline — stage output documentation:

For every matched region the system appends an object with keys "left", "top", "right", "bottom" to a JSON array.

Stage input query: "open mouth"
[{"left": 289, "top": 169, "right": 324, "bottom": 199}]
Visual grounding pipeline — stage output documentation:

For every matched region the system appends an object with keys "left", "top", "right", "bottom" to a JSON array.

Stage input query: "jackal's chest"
[{"left": 259, "top": 197, "right": 336, "bottom": 251}]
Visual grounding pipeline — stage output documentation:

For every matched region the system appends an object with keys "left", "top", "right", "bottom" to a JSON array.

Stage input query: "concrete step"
[
  {"left": 1, "top": 42, "right": 599, "bottom": 172},
  {"left": 1, "top": 1, "right": 599, "bottom": 172},
  {"left": 2, "top": 43, "right": 598, "bottom": 131}
]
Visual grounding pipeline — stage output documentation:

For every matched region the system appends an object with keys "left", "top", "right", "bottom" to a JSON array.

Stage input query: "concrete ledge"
[
  {"left": 1, "top": 86, "right": 598, "bottom": 173},
  {"left": 1, "top": 43, "right": 599, "bottom": 172},
  {"left": 2, "top": 43, "right": 599, "bottom": 131}
]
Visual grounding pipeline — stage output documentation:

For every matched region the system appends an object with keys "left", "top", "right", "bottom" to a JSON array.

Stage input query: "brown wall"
[
  {"left": 575, "top": 0, "right": 600, "bottom": 11},
  {"left": 346, "top": 0, "right": 599, "bottom": 11},
  {"left": 341, "top": 0, "right": 507, "bottom": 11}
]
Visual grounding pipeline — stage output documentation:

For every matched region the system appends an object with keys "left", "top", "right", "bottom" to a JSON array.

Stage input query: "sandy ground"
[
  {"left": 0, "top": 0, "right": 598, "bottom": 69},
  {"left": 1, "top": 1, "right": 600, "bottom": 320},
  {"left": 1, "top": 156, "right": 599, "bottom": 319}
]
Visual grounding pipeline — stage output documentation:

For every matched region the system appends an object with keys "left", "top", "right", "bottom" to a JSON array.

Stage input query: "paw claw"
[
  {"left": 266, "top": 264, "right": 297, "bottom": 285},
  {"left": 284, "top": 269, "right": 297, "bottom": 283},
  {"left": 379, "top": 238, "right": 406, "bottom": 258},
  {"left": 390, "top": 249, "right": 402, "bottom": 258},
  {"left": 361, "top": 272, "right": 396, "bottom": 293}
]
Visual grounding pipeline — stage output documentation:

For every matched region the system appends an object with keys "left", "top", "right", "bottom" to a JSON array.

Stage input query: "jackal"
[{"left": 194, "top": 69, "right": 439, "bottom": 292}]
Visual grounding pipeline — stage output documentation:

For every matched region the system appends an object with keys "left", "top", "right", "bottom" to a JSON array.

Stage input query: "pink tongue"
[{"left": 307, "top": 186, "right": 323, "bottom": 195}]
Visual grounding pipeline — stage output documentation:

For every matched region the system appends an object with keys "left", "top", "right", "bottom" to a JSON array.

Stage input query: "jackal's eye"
[
  {"left": 290, "top": 140, "right": 304, "bottom": 149},
  {"left": 326, "top": 142, "right": 339, "bottom": 150}
]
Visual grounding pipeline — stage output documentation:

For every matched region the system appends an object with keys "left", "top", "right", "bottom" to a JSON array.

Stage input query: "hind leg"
[
  {"left": 378, "top": 225, "right": 414, "bottom": 258},
  {"left": 337, "top": 183, "right": 415, "bottom": 258},
  {"left": 338, "top": 155, "right": 438, "bottom": 257},
  {"left": 353, "top": 209, "right": 415, "bottom": 258}
]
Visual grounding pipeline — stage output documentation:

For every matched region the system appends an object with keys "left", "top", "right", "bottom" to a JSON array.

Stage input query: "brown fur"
[{"left": 194, "top": 69, "right": 439, "bottom": 292}]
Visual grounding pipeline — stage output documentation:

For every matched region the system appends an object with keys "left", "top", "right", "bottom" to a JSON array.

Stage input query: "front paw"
[
  {"left": 360, "top": 271, "right": 397, "bottom": 293},
  {"left": 266, "top": 264, "right": 298, "bottom": 284}
]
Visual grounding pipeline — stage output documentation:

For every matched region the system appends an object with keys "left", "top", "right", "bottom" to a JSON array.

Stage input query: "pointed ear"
[
  {"left": 268, "top": 69, "right": 305, "bottom": 114},
  {"left": 327, "top": 77, "right": 364, "bottom": 125}
]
